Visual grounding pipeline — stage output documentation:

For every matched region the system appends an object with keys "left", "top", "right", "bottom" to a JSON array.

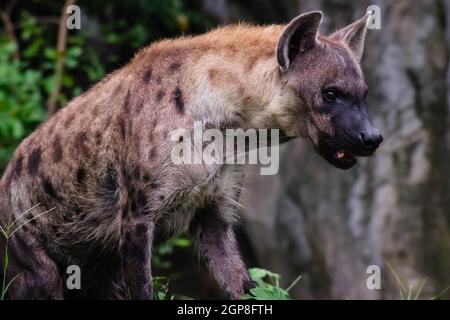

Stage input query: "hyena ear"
[
  {"left": 330, "top": 11, "right": 373, "bottom": 62},
  {"left": 277, "top": 11, "right": 323, "bottom": 73}
]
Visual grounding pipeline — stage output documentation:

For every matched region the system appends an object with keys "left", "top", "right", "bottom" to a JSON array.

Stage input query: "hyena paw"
[{"left": 243, "top": 279, "right": 258, "bottom": 295}]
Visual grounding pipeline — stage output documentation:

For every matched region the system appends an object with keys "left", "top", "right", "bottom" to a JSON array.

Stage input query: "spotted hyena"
[{"left": 0, "top": 11, "right": 382, "bottom": 299}]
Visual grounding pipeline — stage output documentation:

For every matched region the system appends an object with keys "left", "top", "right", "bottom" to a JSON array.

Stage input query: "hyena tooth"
[{"left": 337, "top": 151, "right": 345, "bottom": 159}]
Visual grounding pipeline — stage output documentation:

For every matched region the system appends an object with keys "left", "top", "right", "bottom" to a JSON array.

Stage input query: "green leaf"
[
  {"left": 62, "top": 74, "right": 74, "bottom": 87},
  {"left": 67, "top": 46, "right": 82, "bottom": 58},
  {"left": 249, "top": 268, "right": 271, "bottom": 280},
  {"left": 248, "top": 287, "right": 291, "bottom": 300},
  {"left": 23, "top": 38, "right": 44, "bottom": 58},
  {"left": 44, "top": 47, "right": 57, "bottom": 60},
  {"left": 10, "top": 119, "right": 25, "bottom": 139},
  {"left": 249, "top": 267, "right": 281, "bottom": 286},
  {"left": 65, "top": 57, "right": 78, "bottom": 68},
  {"left": 157, "top": 292, "right": 166, "bottom": 300},
  {"left": 241, "top": 268, "right": 297, "bottom": 300},
  {"left": 43, "top": 76, "right": 56, "bottom": 94},
  {"left": 171, "top": 238, "right": 191, "bottom": 247}
]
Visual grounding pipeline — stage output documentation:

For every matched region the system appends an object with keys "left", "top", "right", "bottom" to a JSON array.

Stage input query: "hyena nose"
[{"left": 360, "top": 131, "right": 383, "bottom": 149}]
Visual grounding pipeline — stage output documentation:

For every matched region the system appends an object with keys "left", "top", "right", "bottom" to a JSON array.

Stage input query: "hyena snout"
[
  {"left": 359, "top": 123, "right": 383, "bottom": 152},
  {"left": 315, "top": 112, "right": 383, "bottom": 170},
  {"left": 351, "top": 115, "right": 383, "bottom": 156}
]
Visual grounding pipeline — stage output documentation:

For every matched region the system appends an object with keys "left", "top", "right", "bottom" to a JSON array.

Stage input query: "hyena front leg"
[
  {"left": 191, "top": 205, "right": 256, "bottom": 299},
  {"left": 120, "top": 215, "right": 154, "bottom": 300}
]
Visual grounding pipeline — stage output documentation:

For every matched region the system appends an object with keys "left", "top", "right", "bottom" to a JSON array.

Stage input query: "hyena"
[{"left": 0, "top": 11, "right": 382, "bottom": 299}]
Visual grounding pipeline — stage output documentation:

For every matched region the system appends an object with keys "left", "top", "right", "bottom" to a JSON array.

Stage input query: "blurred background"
[{"left": 1, "top": 0, "right": 450, "bottom": 299}]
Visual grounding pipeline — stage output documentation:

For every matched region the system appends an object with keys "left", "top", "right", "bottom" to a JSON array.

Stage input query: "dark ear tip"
[
  {"left": 278, "top": 11, "right": 323, "bottom": 72},
  {"left": 305, "top": 10, "right": 323, "bottom": 21},
  {"left": 290, "top": 11, "right": 323, "bottom": 24}
]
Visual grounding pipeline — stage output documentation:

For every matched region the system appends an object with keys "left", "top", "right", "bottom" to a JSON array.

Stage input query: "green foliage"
[
  {"left": 152, "top": 276, "right": 174, "bottom": 300},
  {"left": 0, "top": 39, "right": 46, "bottom": 170},
  {"left": 241, "top": 268, "right": 302, "bottom": 300},
  {"left": 0, "top": 11, "right": 94, "bottom": 172},
  {"left": 79, "top": 0, "right": 214, "bottom": 72},
  {"left": 151, "top": 237, "right": 192, "bottom": 300},
  {"left": 153, "top": 236, "right": 191, "bottom": 269},
  {"left": 0, "top": 0, "right": 213, "bottom": 175}
]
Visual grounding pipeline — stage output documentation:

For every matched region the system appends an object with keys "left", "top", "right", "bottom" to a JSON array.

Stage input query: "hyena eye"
[{"left": 323, "top": 89, "right": 339, "bottom": 103}]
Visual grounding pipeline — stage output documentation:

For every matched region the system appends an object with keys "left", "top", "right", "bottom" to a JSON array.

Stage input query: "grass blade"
[
  {"left": 431, "top": 286, "right": 450, "bottom": 300},
  {"left": 0, "top": 225, "right": 7, "bottom": 239},
  {"left": 8, "top": 203, "right": 41, "bottom": 231},
  {"left": 413, "top": 279, "right": 427, "bottom": 300},
  {"left": 9, "top": 207, "right": 55, "bottom": 237},
  {"left": 386, "top": 262, "right": 408, "bottom": 294},
  {"left": 1, "top": 241, "right": 9, "bottom": 300},
  {"left": 1, "top": 274, "right": 19, "bottom": 300},
  {"left": 407, "top": 284, "right": 413, "bottom": 300},
  {"left": 286, "top": 275, "right": 302, "bottom": 293}
]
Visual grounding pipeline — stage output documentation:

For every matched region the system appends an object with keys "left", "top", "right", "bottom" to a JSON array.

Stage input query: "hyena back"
[{"left": 0, "top": 11, "right": 380, "bottom": 299}]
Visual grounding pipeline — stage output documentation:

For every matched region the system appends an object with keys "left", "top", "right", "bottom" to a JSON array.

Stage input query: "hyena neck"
[{"left": 184, "top": 25, "right": 297, "bottom": 133}]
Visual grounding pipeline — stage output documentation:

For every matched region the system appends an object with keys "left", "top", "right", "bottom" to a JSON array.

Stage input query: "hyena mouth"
[
  {"left": 334, "top": 150, "right": 357, "bottom": 167},
  {"left": 336, "top": 150, "right": 355, "bottom": 162},
  {"left": 318, "top": 147, "right": 357, "bottom": 170},
  {"left": 314, "top": 136, "right": 358, "bottom": 170}
]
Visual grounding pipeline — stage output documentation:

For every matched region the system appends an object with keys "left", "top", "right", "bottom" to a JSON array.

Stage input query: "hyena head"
[{"left": 276, "top": 11, "right": 383, "bottom": 169}]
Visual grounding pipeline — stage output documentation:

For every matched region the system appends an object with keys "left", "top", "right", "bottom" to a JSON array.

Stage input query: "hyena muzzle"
[{"left": 0, "top": 11, "right": 382, "bottom": 299}]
